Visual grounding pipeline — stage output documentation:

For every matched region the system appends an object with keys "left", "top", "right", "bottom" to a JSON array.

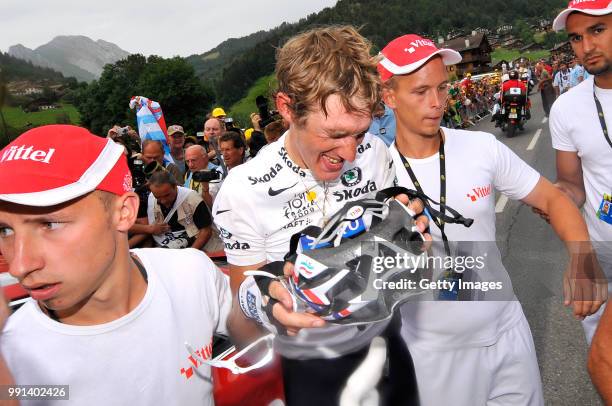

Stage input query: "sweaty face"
[
  {"left": 150, "top": 183, "right": 178, "bottom": 208},
  {"left": 204, "top": 120, "right": 222, "bottom": 142},
  {"left": 383, "top": 57, "right": 449, "bottom": 139},
  {"left": 219, "top": 141, "right": 244, "bottom": 169},
  {"left": 567, "top": 13, "right": 612, "bottom": 76},
  {"left": 0, "top": 193, "right": 118, "bottom": 313},
  {"left": 141, "top": 144, "right": 164, "bottom": 165},
  {"left": 286, "top": 94, "right": 371, "bottom": 182},
  {"left": 185, "top": 148, "right": 208, "bottom": 172}
]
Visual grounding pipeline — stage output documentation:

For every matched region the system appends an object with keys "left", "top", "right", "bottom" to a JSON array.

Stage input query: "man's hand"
[
  {"left": 393, "top": 193, "right": 432, "bottom": 244},
  {"left": 267, "top": 261, "right": 326, "bottom": 336},
  {"left": 564, "top": 248, "right": 608, "bottom": 320},
  {"left": 149, "top": 222, "right": 170, "bottom": 235}
]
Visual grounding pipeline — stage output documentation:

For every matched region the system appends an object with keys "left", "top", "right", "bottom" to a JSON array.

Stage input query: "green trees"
[
  {"left": 75, "top": 54, "right": 214, "bottom": 136},
  {"left": 208, "top": 0, "right": 566, "bottom": 108}
]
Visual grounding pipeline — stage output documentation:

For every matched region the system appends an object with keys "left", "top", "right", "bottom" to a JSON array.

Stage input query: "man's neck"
[
  {"left": 595, "top": 70, "right": 612, "bottom": 89},
  {"left": 396, "top": 127, "right": 442, "bottom": 159},
  {"left": 284, "top": 130, "right": 306, "bottom": 168},
  {"left": 44, "top": 250, "right": 147, "bottom": 326}
]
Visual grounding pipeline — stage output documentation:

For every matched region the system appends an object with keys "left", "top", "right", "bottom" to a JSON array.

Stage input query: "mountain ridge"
[{"left": 8, "top": 36, "right": 130, "bottom": 82}]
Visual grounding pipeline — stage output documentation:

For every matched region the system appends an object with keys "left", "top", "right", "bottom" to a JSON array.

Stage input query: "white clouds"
[{"left": 0, "top": 0, "right": 337, "bottom": 57}]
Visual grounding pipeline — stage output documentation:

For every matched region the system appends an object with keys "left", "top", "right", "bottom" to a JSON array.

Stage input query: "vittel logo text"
[
  {"left": 410, "top": 39, "right": 434, "bottom": 48},
  {"left": 1, "top": 145, "right": 56, "bottom": 164}
]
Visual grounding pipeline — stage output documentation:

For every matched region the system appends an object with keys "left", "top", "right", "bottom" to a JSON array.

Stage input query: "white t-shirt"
[
  {"left": 1, "top": 248, "right": 231, "bottom": 406},
  {"left": 553, "top": 70, "right": 571, "bottom": 94},
  {"left": 213, "top": 131, "right": 396, "bottom": 359},
  {"left": 390, "top": 128, "right": 540, "bottom": 349},
  {"left": 550, "top": 77, "right": 612, "bottom": 264}
]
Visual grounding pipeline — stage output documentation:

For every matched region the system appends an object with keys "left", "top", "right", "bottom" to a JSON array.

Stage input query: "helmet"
[
  {"left": 281, "top": 187, "right": 474, "bottom": 326},
  {"left": 509, "top": 70, "right": 519, "bottom": 80},
  {"left": 286, "top": 197, "right": 428, "bottom": 325}
]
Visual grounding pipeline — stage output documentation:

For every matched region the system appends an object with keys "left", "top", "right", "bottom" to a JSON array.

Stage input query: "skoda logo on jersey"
[
  {"left": 341, "top": 167, "right": 362, "bottom": 187},
  {"left": 219, "top": 227, "right": 232, "bottom": 239}
]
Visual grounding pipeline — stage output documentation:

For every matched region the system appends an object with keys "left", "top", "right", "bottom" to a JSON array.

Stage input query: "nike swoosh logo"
[
  {"left": 216, "top": 209, "right": 231, "bottom": 215},
  {"left": 268, "top": 182, "right": 298, "bottom": 196}
]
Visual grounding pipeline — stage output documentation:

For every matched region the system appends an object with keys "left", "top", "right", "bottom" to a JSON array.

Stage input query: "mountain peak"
[{"left": 8, "top": 35, "right": 130, "bottom": 82}]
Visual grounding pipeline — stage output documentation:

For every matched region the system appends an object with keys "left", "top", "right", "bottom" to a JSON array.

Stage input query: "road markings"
[
  {"left": 527, "top": 129, "right": 542, "bottom": 151},
  {"left": 495, "top": 195, "right": 509, "bottom": 213},
  {"left": 542, "top": 117, "right": 548, "bottom": 124}
]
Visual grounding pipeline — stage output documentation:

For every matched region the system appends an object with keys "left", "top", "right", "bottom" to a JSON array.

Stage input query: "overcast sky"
[{"left": 0, "top": 0, "right": 338, "bottom": 57}]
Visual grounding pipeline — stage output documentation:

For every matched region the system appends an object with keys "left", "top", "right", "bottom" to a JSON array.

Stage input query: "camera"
[
  {"left": 144, "top": 161, "right": 166, "bottom": 179},
  {"left": 224, "top": 117, "right": 234, "bottom": 130},
  {"left": 256, "top": 95, "right": 280, "bottom": 129},
  {"left": 130, "top": 158, "right": 146, "bottom": 189},
  {"left": 192, "top": 169, "right": 222, "bottom": 183}
]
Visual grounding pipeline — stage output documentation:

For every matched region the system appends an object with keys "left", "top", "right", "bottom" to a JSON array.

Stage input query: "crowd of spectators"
[{"left": 106, "top": 107, "right": 288, "bottom": 253}]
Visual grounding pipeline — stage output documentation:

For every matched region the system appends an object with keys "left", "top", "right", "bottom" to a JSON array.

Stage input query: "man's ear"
[
  {"left": 114, "top": 192, "right": 139, "bottom": 232},
  {"left": 275, "top": 92, "right": 295, "bottom": 125},
  {"left": 382, "top": 85, "right": 397, "bottom": 110}
]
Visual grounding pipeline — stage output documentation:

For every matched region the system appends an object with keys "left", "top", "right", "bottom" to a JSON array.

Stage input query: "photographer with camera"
[
  {"left": 146, "top": 170, "right": 215, "bottom": 250},
  {"left": 203, "top": 118, "right": 224, "bottom": 163},
  {"left": 184, "top": 145, "right": 222, "bottom": 209},
  {"left": 127, "top": 140, "right": 182, "bottom": 247}
]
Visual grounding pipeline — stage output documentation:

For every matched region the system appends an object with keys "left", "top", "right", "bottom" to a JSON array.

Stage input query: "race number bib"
[{"left": 508, "top": 87, "right": 522, "bottom": 95}]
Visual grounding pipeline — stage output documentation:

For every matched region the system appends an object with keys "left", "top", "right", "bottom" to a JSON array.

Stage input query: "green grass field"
[
  {"left": 229, "top": 74, "right": 277, "bottom": 128},
  {"left": 492, "top": 47, "right": 550, "bottom": 64},
  {"left": 1, "top": 103, "right": 81, "bottom": 128}
]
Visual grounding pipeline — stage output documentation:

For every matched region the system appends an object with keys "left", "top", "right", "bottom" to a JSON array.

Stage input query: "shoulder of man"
[{"left": 133, "top": 247, "right": 219, "bottom": 282}]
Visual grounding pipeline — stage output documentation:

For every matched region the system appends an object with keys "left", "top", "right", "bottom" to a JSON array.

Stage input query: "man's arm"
[
  {"left": 555, "top": 150, "right": 586, "bottom": 207},
  {"left": 200, "top": 184, "right": 214, "bottom": 210},
  {"left": 191, "top": 227, "right": 212, "bottom": 250},
  {"left": 190, "top": 201, "right": 213, "bottom": 250},
  {"left": 588, "top": 303, "right": 612, "bottom": 402},
  {"left": 522, "top": 176, "right": 606, "bottom": 318}
]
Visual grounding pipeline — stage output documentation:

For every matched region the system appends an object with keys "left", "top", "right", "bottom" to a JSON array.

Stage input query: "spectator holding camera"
[
  {"left": 203, "top": 118, "right": 224, "bottom": 162},
  {"left": 128, "top": 140, "right": 181, "bottom": 247},
  {"left": 147, "top": 170, "right": 214, "bottom": 250},
  {"left": 184, "top": 145, "right": 222, "bottom": 208}
]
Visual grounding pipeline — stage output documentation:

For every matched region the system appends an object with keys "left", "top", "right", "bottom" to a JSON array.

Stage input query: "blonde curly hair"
[{"left": 275, "top": 25, "right": 381, "bottom": 126}]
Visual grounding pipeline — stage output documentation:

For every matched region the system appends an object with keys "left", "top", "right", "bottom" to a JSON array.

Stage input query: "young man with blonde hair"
[
  {"left": 379, "top": 33, "right": 606, "bottom": 406},
  {"left": 214, "top": 26, "right": 427, "bottom": 405}
]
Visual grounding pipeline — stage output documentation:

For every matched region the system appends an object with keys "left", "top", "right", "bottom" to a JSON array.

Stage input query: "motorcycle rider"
[{"left": 494, "top": 70, "right": 531, "bottom": 127}]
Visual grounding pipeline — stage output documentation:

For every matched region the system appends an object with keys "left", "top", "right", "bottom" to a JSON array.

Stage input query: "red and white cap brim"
[
  {"left": 0, "top": 125, "right": 131, "bottom": 207},
  {"left": 553, "top": 1, "right": 612, "bottom": 31},
  {"left": 378, "top": 48, "right": 462, "bottom": 82}
]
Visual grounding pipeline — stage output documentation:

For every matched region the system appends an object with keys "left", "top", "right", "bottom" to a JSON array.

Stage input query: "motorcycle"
[{"left": 500, "top": 87, "right": 527, "bottom": 138}]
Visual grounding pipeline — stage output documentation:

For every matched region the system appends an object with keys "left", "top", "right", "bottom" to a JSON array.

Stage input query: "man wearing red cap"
[
  {"left": 0, "top": 125, "right": 234, "bottom": 405},
  {"left": 378, "top": 34, "right": 606, "bottom": 405},
  {"left": 546, "top": 0, "right": 612, "bottom": 398}
]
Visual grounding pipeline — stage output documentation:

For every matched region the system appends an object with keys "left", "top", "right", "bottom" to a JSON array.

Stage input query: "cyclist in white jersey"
[{"left": 213, "top": 26, "right": 429, "bottom": 406}]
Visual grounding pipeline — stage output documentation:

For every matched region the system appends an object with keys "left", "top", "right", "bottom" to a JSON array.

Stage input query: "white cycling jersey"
[{"left": 213, "top": 131, "right": 396, "bottom": 359}]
